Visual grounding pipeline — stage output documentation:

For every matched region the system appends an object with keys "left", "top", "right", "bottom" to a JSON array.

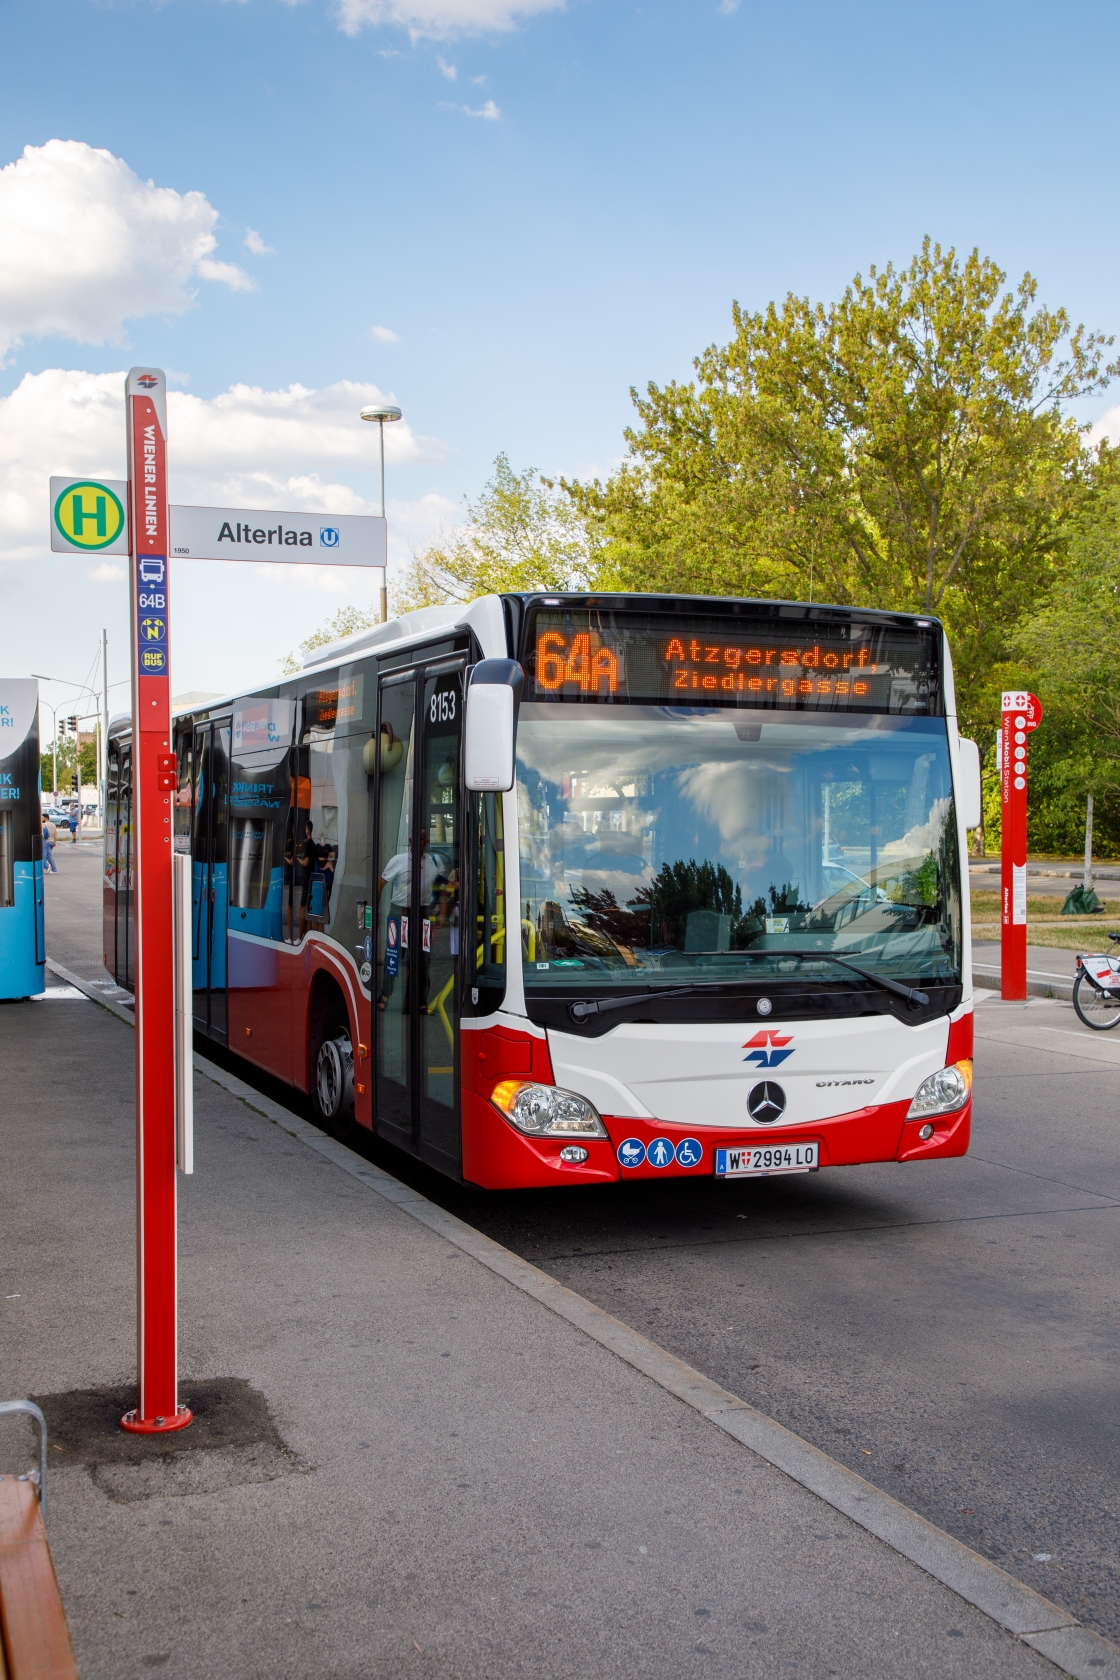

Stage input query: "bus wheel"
[{"left": 314, "top": 1030, "right": 354, "bottom": 1129}]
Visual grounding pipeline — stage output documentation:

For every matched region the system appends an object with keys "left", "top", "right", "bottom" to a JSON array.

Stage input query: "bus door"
[
  {"left": 374, "top": 662, "right": 464, "bottom": 1176},
  {"left": 117, "top": 742, "right": 134, "bottom": 992},
  {"left": 191, "top": 719, "right": 230, "bottom": 1040}
]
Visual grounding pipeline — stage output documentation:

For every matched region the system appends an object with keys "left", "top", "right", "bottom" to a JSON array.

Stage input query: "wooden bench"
[{"left": 0, "top": 1400, "right": 78, "bottom": 1680}]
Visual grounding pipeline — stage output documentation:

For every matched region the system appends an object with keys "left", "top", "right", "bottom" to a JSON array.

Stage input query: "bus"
[
  {"left": 105, "top": 593, "right": 981, "bottom": 1189},
  {"left": 1, "top": 679, "right": 45, "bottom": 1000}
]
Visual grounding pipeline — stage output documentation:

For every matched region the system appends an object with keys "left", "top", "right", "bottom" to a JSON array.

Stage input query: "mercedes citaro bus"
[{"left": 105, "top": 593, "right": 981, "bottom": 1189}]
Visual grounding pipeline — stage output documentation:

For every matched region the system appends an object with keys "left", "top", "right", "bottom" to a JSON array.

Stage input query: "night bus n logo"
[{"left": 53, "top": 481, "right": 126, "bottom": 551}]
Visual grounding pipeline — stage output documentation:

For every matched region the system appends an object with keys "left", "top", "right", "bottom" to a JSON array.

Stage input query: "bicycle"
[{"left": 1072, "top": 934, "right": 1120, "bottom": 1029}]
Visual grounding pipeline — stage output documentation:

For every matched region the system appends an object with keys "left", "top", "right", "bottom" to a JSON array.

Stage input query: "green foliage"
[
  {"left": 566, "top": 240, "right": 1116, "bottom": 697},
  {"left": 280, "top": 604, "right": 379, "bottom": 675},
  {"left": 40, "top": 735, "right": 96, "bottom": 795},
  {"left": 395, "top": 453, "right": 600, "bottom": 611}
]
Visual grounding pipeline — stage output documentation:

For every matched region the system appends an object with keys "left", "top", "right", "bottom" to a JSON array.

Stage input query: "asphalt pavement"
[
  {"left": 456, "top": 992, "right": 1120, "bottom": 1643},
  {"left": 969, "top": 863, "right": 1120, "bottom": 900},
  {"left": 18, "top": 842, "right": 1120, "bottom": 1672},
  {"left": 7, "top": 988, "right": 1078, "bottom": 1678}
]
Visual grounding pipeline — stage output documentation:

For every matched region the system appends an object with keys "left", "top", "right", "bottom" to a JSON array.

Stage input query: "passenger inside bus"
[{"left": 376, "top": 833, "right": 446, "bottom": 1011}]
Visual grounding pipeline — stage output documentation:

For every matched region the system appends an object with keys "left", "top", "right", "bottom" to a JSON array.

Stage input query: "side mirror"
[
  {"left": 464, "top": 659, "right": 524, "bottom": 792},
  {"left": 957, "top": 736, "right": 982, "bottom": 831}
]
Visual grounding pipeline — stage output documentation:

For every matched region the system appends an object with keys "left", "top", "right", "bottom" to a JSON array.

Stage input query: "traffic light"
[
  {"left": 67, "top": 716, "right": 79, "bottom": 732},
  {"left": 71, "top": 773, "right": 79, "bottom": 792}
]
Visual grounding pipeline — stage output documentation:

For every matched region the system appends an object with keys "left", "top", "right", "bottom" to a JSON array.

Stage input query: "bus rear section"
[{"left": 103, "top": 593, "right": 977, "bottom": 1190}]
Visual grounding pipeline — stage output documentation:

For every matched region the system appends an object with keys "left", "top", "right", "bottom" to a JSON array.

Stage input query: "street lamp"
[
  {"left": 360, "top": 403, "right": 402, "bottom": 625},
  {"left": 38, "top": 697, "right": 60, "bottom": 798}
]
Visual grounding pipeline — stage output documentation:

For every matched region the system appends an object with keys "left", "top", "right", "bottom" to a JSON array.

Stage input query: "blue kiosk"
[{"left": 0, "top": 679, "right": 44, "bottom": 998}]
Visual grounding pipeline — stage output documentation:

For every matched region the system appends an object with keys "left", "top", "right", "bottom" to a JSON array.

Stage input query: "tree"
[
  {"left": 280, "top": 605, "right": 379, "bottom": 675},
  {"left": 567, "top": 241, "right": 1116, "bottom": 695},
  {"left": 280, "top": 456, "right": 601, "bottom": 669},
  {"left": 396, "top": 453, "right": 598, "bottom": 610},
  {"left": 1007, "top": 441, "right": 1120, "bottom": 852}
]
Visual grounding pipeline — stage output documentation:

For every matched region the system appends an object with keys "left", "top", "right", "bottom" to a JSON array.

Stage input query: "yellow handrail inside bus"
[
  {"left": 429, "top": 973, "right": 455, "bottom": 1049},
  {"left": 521, "top": 919, "right": 536, "bottom": 961}
]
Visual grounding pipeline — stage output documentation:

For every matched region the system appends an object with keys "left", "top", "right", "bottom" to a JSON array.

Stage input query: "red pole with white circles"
[{"left": 1000, "top": 689, "right": 1042, "bottom": 1003}]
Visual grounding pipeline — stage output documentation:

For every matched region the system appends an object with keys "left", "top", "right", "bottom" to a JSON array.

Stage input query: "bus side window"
[
  {"left": 175, "top": 733, "right": 192, "bottom": 850},
  {"left": 470, "top": 791, "right": 505, "bottom": 1013}
]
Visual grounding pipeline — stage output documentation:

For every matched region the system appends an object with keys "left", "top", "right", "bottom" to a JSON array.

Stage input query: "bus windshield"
[{"left": 516, "top": 705, "right": 961, "bottom": 992}]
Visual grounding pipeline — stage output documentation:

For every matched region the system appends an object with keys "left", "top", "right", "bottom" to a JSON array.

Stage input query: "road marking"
[{"left": 46, "top": 957, "right": 1120, "bottom": 1680}]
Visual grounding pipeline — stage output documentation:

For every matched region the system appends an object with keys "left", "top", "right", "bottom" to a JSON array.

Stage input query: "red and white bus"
[{"left": 105, "top": 593, "right": 980, "bottom": 1189}]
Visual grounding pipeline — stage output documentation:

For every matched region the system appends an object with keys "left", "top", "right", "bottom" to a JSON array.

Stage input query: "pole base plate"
[{"left": 120, "top": 1404, "right": 193, "bottom": 1435}]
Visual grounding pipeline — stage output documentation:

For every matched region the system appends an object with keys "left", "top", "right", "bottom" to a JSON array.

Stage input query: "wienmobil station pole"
[
  {"left": 999, "top": 689, "right": 1042, "bottom": 1003},
  {"left": 120, "top": 366, "right": 192, "bottom": 1435}
]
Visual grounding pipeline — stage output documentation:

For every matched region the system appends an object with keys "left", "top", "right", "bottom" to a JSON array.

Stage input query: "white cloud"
[
  {"left": 718, "top": 0, "right": 739, "bottom": 13},
  {"left": 86, "top": 562, "right": 127, "bottom": 583},
  {"left": 244, "top": 228, "right": 277, "bottom": 256},
  {"left": 1087, "top": 407, "right": 1120, "bottom": 451},
  {"left": 0, "top": 140, "right": 254, "bottom": 358},
  {"left": 196, "top": 257, "right": 257, "bottom": 293},
  {"left": 336, "top": 0, "right": 562, "bottom": 40},
  {"left": 465, "top": 99, "right": 501, "bottom": 119},
  {"left": 371, "top": 324, "right": 400, "bottom": 342},
  {"left": 0, "top": 369, "right": 444, "bottom": 562},
  {"left": 437, "top": 55, "right": 458, "bottom": 77}
]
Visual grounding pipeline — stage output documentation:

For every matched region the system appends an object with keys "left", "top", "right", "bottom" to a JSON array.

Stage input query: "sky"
[{"left": 3, "top": 0, "right": 1120, "bottom": 732}]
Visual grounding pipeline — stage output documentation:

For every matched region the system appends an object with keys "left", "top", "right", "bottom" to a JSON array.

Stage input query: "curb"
[
  {"left": 48, "top": 958, "right": 1120, "bottom": 1680},
  {"left": 972, "top": 969, "right": 1073, "bottom": 1001}
]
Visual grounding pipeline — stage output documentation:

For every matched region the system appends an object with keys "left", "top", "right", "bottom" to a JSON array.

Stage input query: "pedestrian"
[
  {"left": 68, "top": 806, "right": 79, "bottom": 843},
  {"left": 42, "top": 817, "right": 57, "bottom": 873}
]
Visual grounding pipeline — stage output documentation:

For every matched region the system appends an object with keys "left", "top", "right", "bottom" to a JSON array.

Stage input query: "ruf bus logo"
[{"left": 743, "top": 1029, "right": 794, "bottom": 1069}]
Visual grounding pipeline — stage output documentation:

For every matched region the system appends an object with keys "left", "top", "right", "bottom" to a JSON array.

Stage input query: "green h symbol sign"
[{"left": 71, "top": 493, "right": 107, "bottom": 538}]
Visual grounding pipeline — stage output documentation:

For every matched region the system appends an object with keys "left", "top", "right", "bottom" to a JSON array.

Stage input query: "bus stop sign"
[{"left": 120, "top": 367, "right": 192, "bottom": 1437}]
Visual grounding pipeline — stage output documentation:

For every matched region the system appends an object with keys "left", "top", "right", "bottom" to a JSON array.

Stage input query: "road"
[{"left": 47, "top": 844, "right": 1120, "bottom": 1645}]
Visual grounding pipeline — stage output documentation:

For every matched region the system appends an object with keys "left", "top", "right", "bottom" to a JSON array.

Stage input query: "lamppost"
[
  {"left": 360, "top": 402, "right": 402, "bottom": 626},
  {"left": 38, "top": 697, "right": 59, "bottom": 798}
]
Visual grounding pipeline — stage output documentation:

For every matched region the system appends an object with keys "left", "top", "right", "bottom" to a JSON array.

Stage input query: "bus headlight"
[
  {"left": 490, "top": 1080, "right": 608, "bottom": 1138},
  {"left": 906, "top": 1060, "right": 972, "bottom": 1120}
]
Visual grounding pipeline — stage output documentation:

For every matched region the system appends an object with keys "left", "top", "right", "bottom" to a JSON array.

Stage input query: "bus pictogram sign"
[{"left": 50, "top": 477, "right": 128, "bottom": 553}]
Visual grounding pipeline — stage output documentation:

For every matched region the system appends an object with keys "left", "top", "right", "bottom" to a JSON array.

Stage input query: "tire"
[
  {"left": 314, "top": 1030, "right": 354, "bottom": 1126},
  {"left": 1072, "top": 971, "right": 1120, "bottom": 1030}
]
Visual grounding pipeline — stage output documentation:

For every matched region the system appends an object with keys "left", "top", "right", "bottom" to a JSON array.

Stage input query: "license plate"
[{"left": 715, "top": 1141, "right": 820, "bottom": 1178}]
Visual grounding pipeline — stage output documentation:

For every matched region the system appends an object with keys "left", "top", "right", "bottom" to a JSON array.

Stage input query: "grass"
[
  {"left": 970, "top": 891, "right": 1120, "bottom": 919},
  {"left": 973, "top": 923, "right": 1120, "bottom": 952}
]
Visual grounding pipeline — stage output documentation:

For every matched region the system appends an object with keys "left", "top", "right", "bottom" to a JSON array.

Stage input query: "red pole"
[
  {"left": 1000, "top": 689, "right": 1042, "bottom": 1004},
  {"left": 120, "top": 368, "right": 191, "bottom": 1436}
]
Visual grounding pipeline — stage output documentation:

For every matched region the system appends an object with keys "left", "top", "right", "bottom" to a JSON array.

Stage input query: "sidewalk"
[
  {"left": 4, "top": 985, "right": 1114, "bottom": 1678},
  {"left": 971, "top": 941, "right": 1079, "bottom": 1000}
]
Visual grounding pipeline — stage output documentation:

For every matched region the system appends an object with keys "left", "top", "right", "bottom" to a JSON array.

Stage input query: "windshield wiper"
[
  {"left": 566, "top": 952, "right": 928, "bottom": 1022},
  {"left": 782, "top": 952, "right": 929, "bottom": 1007}
]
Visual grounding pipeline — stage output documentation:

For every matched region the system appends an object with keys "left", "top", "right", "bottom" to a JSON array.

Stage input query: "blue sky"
[{"left": 3, "top": 0, "right": 1120, "bottom": 721}]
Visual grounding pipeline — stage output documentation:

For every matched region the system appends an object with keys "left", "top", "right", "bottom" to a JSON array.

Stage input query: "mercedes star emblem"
[{"left": 748, "top": 1081, "right": 787, "bottom": 1123}]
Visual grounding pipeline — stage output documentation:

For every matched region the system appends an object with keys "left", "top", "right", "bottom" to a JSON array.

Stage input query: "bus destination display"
[{"left": 528, "top": 610, "right": 939, "bottom": 715}]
